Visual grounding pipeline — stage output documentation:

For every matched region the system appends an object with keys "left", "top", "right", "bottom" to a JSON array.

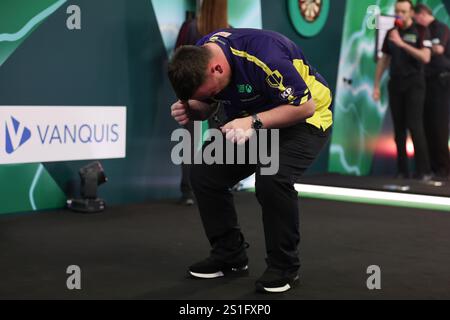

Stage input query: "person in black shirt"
[
  {"left": 373, "top": 0, "right": 432, "bottom": 180},
  {"left": 414, "top": 4, "right": 450, "bottom": 180}
]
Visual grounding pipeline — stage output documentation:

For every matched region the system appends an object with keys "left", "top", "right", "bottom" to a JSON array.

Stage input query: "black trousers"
[
  {"left": 424, "top": 73, "right": 450, "bottom": 178},
  {"left": 189, "top": 122, "right": 330, "bottom": 273},
  {"left": 388, "top": 75, "right": 431, "bottom": 177}
]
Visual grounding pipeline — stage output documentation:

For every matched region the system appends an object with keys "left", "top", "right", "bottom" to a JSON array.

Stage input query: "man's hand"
[
  {"left": 389, "top": 29, "right": 405, "bottom": 48},
  {"left": 171, "top": 100, "right": 190, "bottom": 125},
  {"left": 221, "top": 116, "right": 254, "bottom": 145},
  {"left": 432, "top": 44, "right": 445, "bottom": 55},
  {"left": 373, "top": 86, "right": 381, "bottom": 101}
]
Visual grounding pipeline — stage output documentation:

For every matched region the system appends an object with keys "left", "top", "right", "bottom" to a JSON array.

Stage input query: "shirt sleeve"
[
  {"left": 433, "top": 23, "right": 449, "bottom": 47},
  {"left": 382, "top": 29, "right": 392, "bottom": 55},
  {"left": 247, "top": 39, "right": 312, "bottom": 106},
  {"left": 261, "top": 57, "right": 311, "bottom": 106}
]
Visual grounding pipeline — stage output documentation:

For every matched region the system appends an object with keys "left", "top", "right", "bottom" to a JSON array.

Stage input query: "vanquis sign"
[{"left": 0, "top": 106, "right": 126, "bottom": 164}]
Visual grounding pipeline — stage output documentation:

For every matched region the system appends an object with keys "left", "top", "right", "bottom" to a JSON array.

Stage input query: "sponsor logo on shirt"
[
  {"left": 423, "top": 40, "right": 433, "bottom": 48},
  {"left": 237, "top": 84, "right": 253, "bottom": 94},
  {"left": 280, "top": 86, "right": 294, "bottom": 100},
  {"left": 403, "top": 33, "right": 417, "bottom": 44}
]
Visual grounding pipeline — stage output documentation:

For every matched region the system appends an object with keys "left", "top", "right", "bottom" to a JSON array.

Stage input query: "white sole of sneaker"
[
  {"left": 189, "top": 271, "right": 225, "bottom": 279},
  {"left": 261, "top": 284, "right": 291, "bottom": 293},
  {"left": 189, "top": 265, "right": 249, "bottom": 279},
  {"left": 257, "top": 276, "right": 299, "bottom": 293}
]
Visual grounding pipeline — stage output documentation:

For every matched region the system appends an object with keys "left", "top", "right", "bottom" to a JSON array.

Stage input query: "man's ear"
[{"left": 214, "top": 64, "right": 223, "bottom": 74}]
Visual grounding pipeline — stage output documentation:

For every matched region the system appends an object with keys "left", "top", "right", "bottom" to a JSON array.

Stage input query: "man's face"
[
  {"left": 192, "top": 78, "right": 221, "bottom": 100},
  {"left": 414, "top": 11, "right": 427, "bottom": 26},
  {"left": 395, "top": 2, "right": 413, "bottom": 24},
  {"left": 191, "top": 66, "right": 226, "bottom": 100}
]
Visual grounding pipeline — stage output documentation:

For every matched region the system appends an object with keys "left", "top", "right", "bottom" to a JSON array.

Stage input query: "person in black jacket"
[
  {"left": 414, "top": 4, "right": 450, "bottom": 181},
  {"left": 373, "top": 0, "right": 432, "bottom": 180}
]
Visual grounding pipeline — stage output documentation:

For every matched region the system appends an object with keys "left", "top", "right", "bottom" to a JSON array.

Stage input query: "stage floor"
[
  {"left": 1, "top": 192, "right": 449, "bottom": 300},
  {"left": 299, "top": 173, "right": 450, "bottom": 197}
]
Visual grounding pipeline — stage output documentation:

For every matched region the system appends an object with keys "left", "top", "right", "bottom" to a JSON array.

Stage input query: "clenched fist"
[
  {"left": 221, "top": 116, "right": 254, "bottom": 145},
  {"left": 171, "top": 100, "right": 190, "bottom": 126}
]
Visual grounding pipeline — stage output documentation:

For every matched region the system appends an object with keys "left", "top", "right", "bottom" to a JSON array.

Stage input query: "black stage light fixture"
[{"left": 67, "top": 161, "right": 107, "bottom": 213}]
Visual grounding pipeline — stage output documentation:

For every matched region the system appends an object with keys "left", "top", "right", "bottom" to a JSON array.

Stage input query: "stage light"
[{"left": 67, "top": 161, "right": 107, "bottom": 213}]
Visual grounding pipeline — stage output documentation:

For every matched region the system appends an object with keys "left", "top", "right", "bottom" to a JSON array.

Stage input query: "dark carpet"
[{"left": 1, "top": 192, "right": 449, "bottom": 300}]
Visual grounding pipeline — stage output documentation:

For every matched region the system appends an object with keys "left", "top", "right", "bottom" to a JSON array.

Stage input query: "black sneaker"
[
  {"left": 255, "top": 268, "right": 299, "bottom": 293},
  {"left": 188, "top": 257, "right": 248, "bottom": 279}
]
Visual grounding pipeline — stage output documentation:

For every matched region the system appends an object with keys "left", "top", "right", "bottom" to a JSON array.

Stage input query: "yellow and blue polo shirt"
[{"left": 196, "top": 28, "right": 333, "bottom": 131}]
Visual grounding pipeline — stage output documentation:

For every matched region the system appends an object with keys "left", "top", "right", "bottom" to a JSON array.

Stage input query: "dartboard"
[{"left": 299, "top": 0, "right": 322, "bottom": 22}]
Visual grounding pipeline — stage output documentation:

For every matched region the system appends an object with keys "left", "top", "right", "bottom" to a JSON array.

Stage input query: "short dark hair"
[
  {"left": 396, "top": 0, "right": 414, "bottom": 10},
  {"left": 414, "top": 3, "right": 433, "bottom": 15},
  {"left": 167, "top": 45, "right": 212, "bottom": 101}
]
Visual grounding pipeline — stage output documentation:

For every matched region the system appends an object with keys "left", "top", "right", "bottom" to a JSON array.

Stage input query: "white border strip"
[{"left": 294, "top": 184, "right": 450, "bottom": 208}]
